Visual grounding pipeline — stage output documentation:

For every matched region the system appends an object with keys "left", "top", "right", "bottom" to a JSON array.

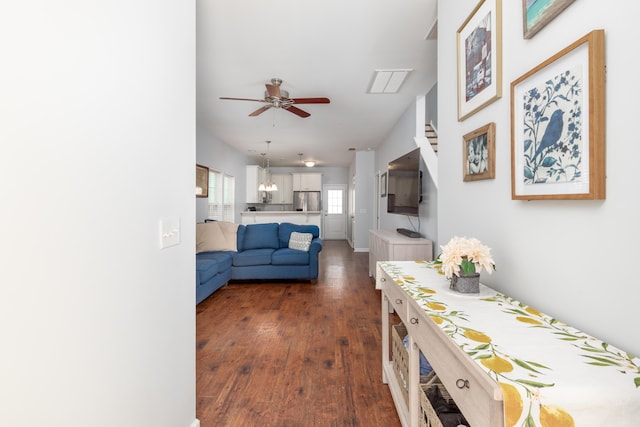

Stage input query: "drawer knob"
[
  {"left": 381, "top": 277, "right": 386, "bottom": 282},
  {"left": 395, "top": 298, "right": 403, "bottom": 305},
  {"left": 456, "top": 379, "right": 470, "bottom": 389},
  {"left": 409, "top": 317, "right": 419, "bottom": 325}
]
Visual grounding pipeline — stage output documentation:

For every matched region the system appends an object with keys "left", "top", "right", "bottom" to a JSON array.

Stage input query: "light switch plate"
[{"left": 159, "top": 217, "right": 180, "bottom": 249}]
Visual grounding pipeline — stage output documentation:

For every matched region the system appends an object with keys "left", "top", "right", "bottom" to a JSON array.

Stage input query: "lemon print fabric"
[
  {"left": 463, "top": 328, "right": 492, "bottom": 343},
  {"left": 481, "top": 354, "right": 514, "bottom": 373},
  {"left": 429, "top": 315, "right": 443, "bottom": 324},
  {"left": 539, "top": 405, "right": 575, "bottom": 427},
  {"left": 425, "top": 302, "right": 446, "bottom": 311},
  {"left": 516, "top": 316, "right": 543, "bottom": 325},
  {"left": 499, "top": 382, "right": 523, "bottom": 427}
]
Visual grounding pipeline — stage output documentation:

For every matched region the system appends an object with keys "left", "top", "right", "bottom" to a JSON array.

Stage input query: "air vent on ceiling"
[{"left": 367, "top": 69, "right": 413, "bottom": 94}]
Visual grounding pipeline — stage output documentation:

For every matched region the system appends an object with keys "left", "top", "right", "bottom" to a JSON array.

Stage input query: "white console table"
[
  {"left": 377, "top": 261, "right": 640, "bottom": 427},
  {"left": 368, "top": 229, "right": 432, "bottom": 279}
]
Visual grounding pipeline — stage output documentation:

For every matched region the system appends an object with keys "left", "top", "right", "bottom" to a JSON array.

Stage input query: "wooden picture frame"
[
  {"left": 457, "top": 0, "right": 502, "bottom": 121},
  {"left": 511, "top": 30, "right": 605, "bottom": 200},
  {"left": 463, "top": 122, "right": 496, "bottom": 182},
  {"left": 380, "top": 172, "right": 387, "bottom": 197},
  {"left": 522, "top": 0, "right": 575, "bottom": 39},
  {"left": 196, "top": 164, "right": 209, "bottom": 198}
]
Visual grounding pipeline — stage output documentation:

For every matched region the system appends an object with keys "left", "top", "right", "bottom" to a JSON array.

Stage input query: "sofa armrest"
[
  {"left": 309, "top": 238, "right": 322, "bottom": 254},
  {"left": 308, "top": 238, "right": 323, "bottom": 278}
]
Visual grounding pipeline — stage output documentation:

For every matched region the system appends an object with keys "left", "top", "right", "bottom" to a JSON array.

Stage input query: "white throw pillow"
[
  {"left": 288, "top": 232, "right": 313, "bottom": 252},
  {"left": 196, "top": 221, "right": 239, "bottom": 253}
]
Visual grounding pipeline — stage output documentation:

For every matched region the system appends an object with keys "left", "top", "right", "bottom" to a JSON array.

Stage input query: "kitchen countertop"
[{"left": 241, "top": 210, "right": 321, "bottom": 214}]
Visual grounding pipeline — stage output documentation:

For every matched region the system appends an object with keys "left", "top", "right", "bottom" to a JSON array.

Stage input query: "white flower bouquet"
[{"left": 438, "top": 236, "right": 495, "bottom": 279}]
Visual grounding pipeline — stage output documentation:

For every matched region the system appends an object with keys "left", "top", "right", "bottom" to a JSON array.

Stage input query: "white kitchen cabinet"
[
  {"left": 271, "top": 173, "right": 293, "bottom": 204},
  {"left": 246, "top": 165, "right": 264, "bottom": 203},
  {"left": 292, "top": 173, "right": 322, "bottom": 191}
]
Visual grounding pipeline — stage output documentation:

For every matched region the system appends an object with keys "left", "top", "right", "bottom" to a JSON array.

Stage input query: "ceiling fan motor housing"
[{"left": 265, "top": 89, "right": 292, "bottom": 108}]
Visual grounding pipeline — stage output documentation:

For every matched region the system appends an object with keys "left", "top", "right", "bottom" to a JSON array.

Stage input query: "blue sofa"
[{"left": 196, "top": 222, "right": 322, "bottom": 304}]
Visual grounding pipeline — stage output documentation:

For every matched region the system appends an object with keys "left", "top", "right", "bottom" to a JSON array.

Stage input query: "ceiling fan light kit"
[{"left": 220, "top": 78, "right": 330, "bottom": 118}]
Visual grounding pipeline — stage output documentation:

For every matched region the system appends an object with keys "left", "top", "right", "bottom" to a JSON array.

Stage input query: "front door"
[{"left": 323, "top": 184, "right": 347, "bottom": 240}]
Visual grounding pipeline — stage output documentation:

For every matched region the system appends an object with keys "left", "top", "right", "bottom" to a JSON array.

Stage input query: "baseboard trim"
[
  {"left": 354, "top": 247, "right": 369, "bottom": 253},
  {"left": 190, "top": 419, "right": 200, "bottom": 427}
]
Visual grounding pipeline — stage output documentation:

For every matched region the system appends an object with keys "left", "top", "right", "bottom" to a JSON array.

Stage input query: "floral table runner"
[{"left": 380, "top": 261, "right": 640, "bottom": 427}]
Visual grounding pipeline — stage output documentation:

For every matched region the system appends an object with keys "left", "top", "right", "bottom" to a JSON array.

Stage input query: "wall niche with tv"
[{"left": 387, "top": 147, "right": 422, "bottom": 217}]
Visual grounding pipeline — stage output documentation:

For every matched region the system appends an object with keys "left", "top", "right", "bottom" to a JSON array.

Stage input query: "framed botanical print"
[
  {"left": 457, "top": 0, "right": 502, "bottom": 121},
  {"left": 463, "top": 122, "right": 496, "bottom": 182},
  {"left": 511, "top": 30, "right": 605, "bottom": 200}
]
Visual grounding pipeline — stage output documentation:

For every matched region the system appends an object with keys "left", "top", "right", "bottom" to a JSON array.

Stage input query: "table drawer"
[
  {"left": 380, "top": 274, "right": 409, "bottom": 321},
  {"left": 407, "top": 300, "right": 503, "bottom": 427}
]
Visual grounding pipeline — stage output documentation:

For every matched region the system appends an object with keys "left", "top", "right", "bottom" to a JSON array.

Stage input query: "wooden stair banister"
[{"left": 414, "top": 95, "right": 438, "bottom": 189}]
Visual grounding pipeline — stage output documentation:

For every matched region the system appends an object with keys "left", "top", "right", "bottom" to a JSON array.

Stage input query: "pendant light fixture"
[
  {"left": 259, "top": 141, "right": 278, "bottom": 192},
  {"left": 258, "top": 153, "right": 267, "bottom": 192},
  {"left": 298, "top": 152, "right": 315, "bottom": 168}
]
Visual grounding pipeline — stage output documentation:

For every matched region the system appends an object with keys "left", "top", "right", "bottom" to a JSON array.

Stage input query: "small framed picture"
[
  {"left": 457, "top": 0, "right": 502, "bottom": 121},
  {"left": 511, "top": 30, "right": 605, "bottom": 200},
  {"left": 463, "top": 122, "right": 496, "bottom": 181},
  {"left": 196, "top": 164, "right": 209, "bottom": 198},
  {"left": 380, "top": 172, "right": 387, "bottom": 197},
  {"left": 522, "top": 0, "right": 575, "bottom": 39}
]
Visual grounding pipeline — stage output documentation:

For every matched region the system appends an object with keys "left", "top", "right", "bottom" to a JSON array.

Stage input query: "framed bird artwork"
[{"left": 510, "top": 30, "right": 606, "bottom": 200}]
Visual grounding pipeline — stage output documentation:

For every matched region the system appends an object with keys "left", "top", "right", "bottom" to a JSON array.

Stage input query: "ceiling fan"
[{"left": 220, "top": 78, "right": 330, "bottom": 118}]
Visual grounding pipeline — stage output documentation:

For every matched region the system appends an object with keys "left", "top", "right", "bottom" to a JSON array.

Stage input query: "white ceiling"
[{"left": 196, "top": 0, "right": 438, "bottom": 167}]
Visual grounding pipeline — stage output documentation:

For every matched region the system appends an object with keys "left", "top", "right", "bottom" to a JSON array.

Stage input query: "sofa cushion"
[
  {"left": 242, "top": 223, "right": 279, "bottom": 250},
  {"left": 271, "top": 248, "right": 310, "bottom": 265},
  {"left": 288, "top": 232, "right": 313, "bottom": 252},
  {"left": 236, "top": 224, "right": 246, "bottom": 251},
  {"left": 233, "top": 248, "right": 274, "bottom": 266},
  {"left": 196, "top": 221, "right": 239, "bottom": 253},
  {"left": 197, "top": 252, "right": 233, "bottom": 272},
  {"left": 278, "top": 222, "right": 320, "bottom": 248},
  {"left": 196, "top": 258, "right": 220, "bottom": 283}
]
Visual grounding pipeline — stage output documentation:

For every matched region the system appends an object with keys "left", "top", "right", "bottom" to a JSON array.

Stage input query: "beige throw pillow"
[
  {"left": 288, "top": 232, "right": 313, "bottom": 252},
  {"left": 196, "top": 221, "right": 239, "bottom": 253}
]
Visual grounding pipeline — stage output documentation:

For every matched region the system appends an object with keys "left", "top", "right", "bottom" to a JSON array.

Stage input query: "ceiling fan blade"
[
  {"left": 220, "top": 97, "right": 266, "bottom": 102},
  {"left": 249, "top": 105, "right": 272, "bottom": 117},
  {"left": 285, "top": 106, "right": 310, "bottom": 118},
  {"left": 265, "top": 84, "right": 281, "bottom": 98},
  {"left": 291, "top": 97, "right": 331, "bottom": 104}
]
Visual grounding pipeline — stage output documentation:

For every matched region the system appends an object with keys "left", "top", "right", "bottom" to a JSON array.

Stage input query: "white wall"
[
  {"left": 438, "top": 0, "right": 640, "bottom": 356},
  {"left": 196, "top": 128, "right": 249, "bottom": 223},
  {"left": 0, "top": 2, "right": 197, "bottom": 427},
  {"left": 376, "top": 101, "right": 438, "bottom": 249},
  {"left": 352, "top": 151, "right": 376, "bottom": 251}
]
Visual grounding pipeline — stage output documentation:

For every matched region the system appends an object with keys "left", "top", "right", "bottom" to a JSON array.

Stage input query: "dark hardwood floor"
[{"left": 196, "top": 240, "right": 401, "bottom": 427}]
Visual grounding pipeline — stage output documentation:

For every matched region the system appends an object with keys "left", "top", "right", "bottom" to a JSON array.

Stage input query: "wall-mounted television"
[{"left": 387, "top": 148, "right": 422, "bottom": 217}]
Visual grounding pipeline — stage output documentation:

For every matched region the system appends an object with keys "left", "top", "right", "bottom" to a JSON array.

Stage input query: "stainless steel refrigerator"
[{"left": 293, "top": 191, "right": 321, "bottom": 212}]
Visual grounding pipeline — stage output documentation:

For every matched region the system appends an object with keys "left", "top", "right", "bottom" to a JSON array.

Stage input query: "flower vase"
[{"left": 450, "top": 272, "right": 480, "bottom": 294}]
